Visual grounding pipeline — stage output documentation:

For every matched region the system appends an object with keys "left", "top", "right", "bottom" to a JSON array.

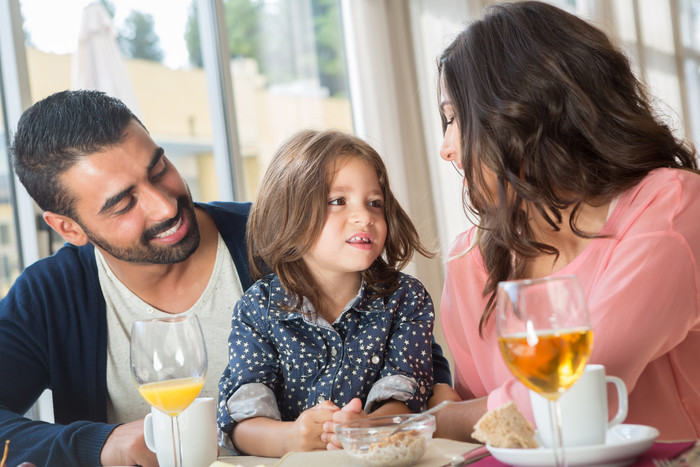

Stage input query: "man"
[
  {"left": 0, "top": 90, "right": 252, "bottom": 466},
  {"left": 0, "top": 90, "right": 452, "bottom": 466}
]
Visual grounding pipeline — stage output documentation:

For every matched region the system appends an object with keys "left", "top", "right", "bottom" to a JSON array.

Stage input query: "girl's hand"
[
  {"left": 324, "top": 397, "right": 366, "bottom": 449},
  {"left": 288, "top": 401, "right": 339, "bottom": 452}
]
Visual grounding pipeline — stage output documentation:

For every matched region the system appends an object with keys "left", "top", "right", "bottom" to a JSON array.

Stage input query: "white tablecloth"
[{"left": 211, "top": 438, "right": 481, "bottom": 467}]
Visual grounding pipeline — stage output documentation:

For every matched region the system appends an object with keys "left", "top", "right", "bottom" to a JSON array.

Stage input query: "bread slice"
[{"left": 472, "top": 401, "right": 538, "bottom": 449}]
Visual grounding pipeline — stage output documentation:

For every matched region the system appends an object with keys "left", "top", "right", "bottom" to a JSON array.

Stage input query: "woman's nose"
[{"left": 440, "top": 130, "right": 457, "bottom": 162}]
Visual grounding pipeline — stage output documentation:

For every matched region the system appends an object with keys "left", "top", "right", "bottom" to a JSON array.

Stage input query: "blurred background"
[{"left": 0, "top": 0, "right": 699, "bottom": 389}]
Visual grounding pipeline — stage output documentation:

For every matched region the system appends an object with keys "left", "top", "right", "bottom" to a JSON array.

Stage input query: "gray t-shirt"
[{"left": 95, "top": 233, "right": 243, "bottom": 423}]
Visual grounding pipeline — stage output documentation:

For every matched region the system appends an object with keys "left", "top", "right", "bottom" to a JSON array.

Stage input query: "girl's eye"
[
  {"left": 445, "top": 115, "right": 455, "bottom": 126},
  {"left": 369, "top": 199, "right": 384, "bottom": 208},
  {"left": 329, "top": 198, "right": 346, "bottom": 206}
]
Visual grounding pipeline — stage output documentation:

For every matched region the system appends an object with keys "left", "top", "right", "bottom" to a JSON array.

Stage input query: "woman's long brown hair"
[
  {"left": 438, "top": 1, "right": 697, "bottom": 335},
  {"left": 246, "top": 129, "right": 433, "bottom": 315}
]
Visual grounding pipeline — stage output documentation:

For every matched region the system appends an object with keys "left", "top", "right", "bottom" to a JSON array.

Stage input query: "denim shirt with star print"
[{"left": 217, "top": 272, "right": 435, "bottom": 435}]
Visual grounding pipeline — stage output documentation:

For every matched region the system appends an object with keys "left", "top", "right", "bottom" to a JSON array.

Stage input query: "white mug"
[
  {"left": 530, "top": 364, "right": 628, "bottom": 447},
  {"left": 144, "top": 397, "right": 218, "bottom": 467}
]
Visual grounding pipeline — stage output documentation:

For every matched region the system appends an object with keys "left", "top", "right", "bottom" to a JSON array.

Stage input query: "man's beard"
[{"left": 81, "top": 195, "right": 201, "bottom": 265}]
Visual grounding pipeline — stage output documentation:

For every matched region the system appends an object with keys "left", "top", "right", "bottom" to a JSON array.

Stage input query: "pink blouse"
[{"left": 441, "top": 168, "right": 700, "bottom": 440}]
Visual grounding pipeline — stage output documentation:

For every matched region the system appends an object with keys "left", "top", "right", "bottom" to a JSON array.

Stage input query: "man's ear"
[{"left": 42, "top": 211, "right": 89, "bottom": 246}]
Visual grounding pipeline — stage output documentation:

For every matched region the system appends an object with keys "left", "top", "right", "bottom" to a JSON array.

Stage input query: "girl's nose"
[{"left": 350, "top": 206, "right": 374, "bottom": 226}]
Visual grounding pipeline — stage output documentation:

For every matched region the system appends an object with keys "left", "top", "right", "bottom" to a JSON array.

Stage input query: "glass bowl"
[{"left": 336, "top": 413, "right": 436, "bottom": 466}]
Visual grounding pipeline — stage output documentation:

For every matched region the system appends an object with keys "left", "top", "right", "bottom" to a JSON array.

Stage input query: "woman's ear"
[{"left": 42, "top": 211, "right": 89, "bottom": 246}]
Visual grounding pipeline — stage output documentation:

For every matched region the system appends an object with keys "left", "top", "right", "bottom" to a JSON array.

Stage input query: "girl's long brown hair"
[
  {"left": 246, "top": 129, "right": 433, "bottom": 315},
  {"left": 438, "top": 1, "right": 697, "bottom": 335}
]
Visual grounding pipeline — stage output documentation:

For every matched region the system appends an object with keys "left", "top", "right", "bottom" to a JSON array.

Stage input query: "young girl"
[{"left": 217, "top": 129, "right": 436, "bottom": 456}]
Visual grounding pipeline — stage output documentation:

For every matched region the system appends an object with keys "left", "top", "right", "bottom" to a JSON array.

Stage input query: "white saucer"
[{"left": 487, "top": 424, "right": 659, "bottom": 467}]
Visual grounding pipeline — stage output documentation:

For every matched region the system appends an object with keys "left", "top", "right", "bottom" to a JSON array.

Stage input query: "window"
[
  {"left": 681, "top": 0, "right": 700, "bottom": 146},
  {"left": 20, "top": 0, "right": 220, "bottom": 203},
  {"left": 17, "top": 0, "right": 352, "bottom": 253},
  {"left": 216, "top": 0, "right": 353, "bottom": 199},
  {"left": 0, "top": 91, "right": 21, "bottom": 294}
]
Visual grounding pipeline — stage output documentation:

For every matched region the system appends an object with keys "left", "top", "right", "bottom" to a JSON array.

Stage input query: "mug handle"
[
  {"left": 606, "top": 376, "right": 628, "bottom": 427},
  {"left": 143, "top": 412, "right": 157, "bottom": 453}
]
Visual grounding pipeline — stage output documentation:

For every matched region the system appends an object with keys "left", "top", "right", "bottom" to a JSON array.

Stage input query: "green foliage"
[
  {"left": 183, "top": 0, "right": 346, "bottom": 96},
  {"left": 119, "top": 10, "right": 164, "bottom": 63},
  {"left": 224, "top": 0, "right": 263, "bottom": 58},
  {"left": 311, "top": 0, "right": 347, "bottom": 97},
  {"left": 185, "top": 2, "right": 203, "bottom": 68},
  {"left": 185, "top": 0, "right": 263, "bottom": 68}
]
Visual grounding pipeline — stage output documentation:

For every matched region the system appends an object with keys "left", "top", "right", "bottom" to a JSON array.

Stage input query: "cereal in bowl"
[{"left": 345, "top": 429, "right": 429, "bottom": 466}]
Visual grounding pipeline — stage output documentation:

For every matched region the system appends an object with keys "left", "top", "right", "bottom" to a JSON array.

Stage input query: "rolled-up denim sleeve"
[
  {"left": 225, "top": 382, "right": 281, "bottom": 422},
  {"left": 218, "top": 383, "right": 281, "bottom": 453},
  {"left": 364, "top": 374, "right": 418, "bottom": 412}
]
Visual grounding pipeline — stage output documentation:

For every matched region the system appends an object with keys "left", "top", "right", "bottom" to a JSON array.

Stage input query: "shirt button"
[
  {"left": 330, "top": 348, "right": 338, "bottom": 357},
  {"left": 371, "top": 355, "right": 380, "bottom": 364},
  {"left": 317, "top": 395, "right": 326, "bottom": 403}
]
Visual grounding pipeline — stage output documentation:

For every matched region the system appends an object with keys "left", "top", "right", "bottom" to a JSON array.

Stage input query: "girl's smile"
[{"left": 346, "top": 232, "right": 374, "bottom": 249}]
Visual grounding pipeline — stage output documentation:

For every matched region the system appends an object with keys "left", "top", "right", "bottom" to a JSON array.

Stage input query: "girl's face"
[{"left": 303, "top": 156, "right": 387, "bottom": 283}]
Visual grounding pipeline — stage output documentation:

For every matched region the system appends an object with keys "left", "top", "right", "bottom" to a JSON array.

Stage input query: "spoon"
[{"left": 388, "top": 399, "right": 454, "bottom": 435}]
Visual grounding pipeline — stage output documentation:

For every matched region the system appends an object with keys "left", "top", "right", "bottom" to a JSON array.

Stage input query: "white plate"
[{"left": 487, "top": 424, "right": 659, "bottom": 467}]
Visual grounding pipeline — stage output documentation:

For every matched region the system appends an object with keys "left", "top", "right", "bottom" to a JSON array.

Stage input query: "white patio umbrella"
[{"left": 72, "top": 1, "right": 141, "bottom": 115}]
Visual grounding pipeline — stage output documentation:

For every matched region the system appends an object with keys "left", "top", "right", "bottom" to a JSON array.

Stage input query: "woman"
[{"left": 434, "top": 1, "right": 700, "bottom": 441}]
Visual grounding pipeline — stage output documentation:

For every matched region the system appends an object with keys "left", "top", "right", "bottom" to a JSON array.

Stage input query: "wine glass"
[
  {"left": 130, "top": 314, "right": 207, "bottom": 467},
  {"left": 496, "top": 275, "right": 592, "bottom": 467}
]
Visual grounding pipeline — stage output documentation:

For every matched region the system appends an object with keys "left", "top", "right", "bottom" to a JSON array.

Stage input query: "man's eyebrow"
[
  {"left": 99, "top": 147, "right": 165, "bottom": 214},
  {"left": 99, "top": 186, "right": 134, "bottom": 214},
  {"left": 148, "top": 147, "right": 165, "bottom": 171}
]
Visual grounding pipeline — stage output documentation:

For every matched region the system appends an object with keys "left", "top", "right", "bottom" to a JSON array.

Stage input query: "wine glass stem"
[
  {"left": 171, "top": 414, "right": 183, "bottom": 467},
  {"left": 548, "top": 399, "right": 567, "bottom": 467}
]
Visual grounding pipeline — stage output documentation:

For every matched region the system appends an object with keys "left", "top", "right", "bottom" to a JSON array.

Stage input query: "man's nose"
[{"left": 143, "top": 184, "right": 178, "bottom": 221}]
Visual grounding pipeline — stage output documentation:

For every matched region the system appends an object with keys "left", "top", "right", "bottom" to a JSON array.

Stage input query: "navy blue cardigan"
[
  {"left": 0, "top": 202, "right": 252, "bottom": 466},
  {"left": 0, "top": 201, "right": 451, "bottom": 466}
]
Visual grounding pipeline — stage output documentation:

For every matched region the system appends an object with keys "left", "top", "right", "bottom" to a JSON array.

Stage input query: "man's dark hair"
[{"left": 11, "top": 90, "right": 143, "bottom": 217}]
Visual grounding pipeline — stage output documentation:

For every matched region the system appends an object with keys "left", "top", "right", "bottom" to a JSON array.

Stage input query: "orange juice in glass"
[
  {"left": 138, "top": 376, "right": 205, "bottom": 416},
  {"left": 131, "top": 315, "right": 207, "bottom": 467}
]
